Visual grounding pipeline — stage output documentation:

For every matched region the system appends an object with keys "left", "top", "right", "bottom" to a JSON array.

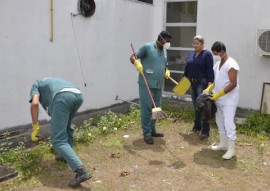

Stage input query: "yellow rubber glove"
[
  {"left": 210, "top": 90, "right": 225, "bottom": 101},
  {"left": 134, "top": 59, "right": 143, "bottom": 74},
  {"left": 203, "top": 83, "right": 215, "bottom": 94},
  {"left": 164, "top": 68, "right": 170, "bottom": 79},
  {"left": 31, "top": 123, "right": 40, "bottom": 141}
]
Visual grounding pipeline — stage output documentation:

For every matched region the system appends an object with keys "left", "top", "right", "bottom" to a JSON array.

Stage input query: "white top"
[{"left": 213, "top": 57, "right": 240, "bottom": 106}]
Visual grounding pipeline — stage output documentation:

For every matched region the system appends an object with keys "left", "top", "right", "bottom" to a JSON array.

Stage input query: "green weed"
[
  {"left": 74, "top": 105, "right": 140, "bottom": 144},
  {"left": 0, "top": 140, "right": 50, "bottom": 180},
  {"left": 162, "top": 103, "right": 194, "bottom": 122},
  {"left": 208, "top": 172, "right": 222, "bottom": 180},
  {"left": 103, "top": 137, "right": 124, "bottom": 148},
  {"left": 237, "top": 110, "right": 270, "bottom": 138},
  {"left": 237, "top": 158, "right": 257, "bottom": 173}
]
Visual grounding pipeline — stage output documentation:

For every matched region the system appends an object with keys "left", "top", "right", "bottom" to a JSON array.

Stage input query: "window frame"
[{"left": 163, "top": 0, "right": 197, "bottom": 95}]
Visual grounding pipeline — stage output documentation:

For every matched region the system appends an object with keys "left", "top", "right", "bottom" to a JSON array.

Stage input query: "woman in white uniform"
[{"left": 203, "top": 41, "right": 240, "bottom": 160}]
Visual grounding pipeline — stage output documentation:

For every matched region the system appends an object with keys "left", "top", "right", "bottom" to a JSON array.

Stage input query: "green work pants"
[
  {"left": 139, "top": 84, "right": 162, "bottom": 137},
  {"left": 51, "top": 92, "right": 83, "bottom": 172}
]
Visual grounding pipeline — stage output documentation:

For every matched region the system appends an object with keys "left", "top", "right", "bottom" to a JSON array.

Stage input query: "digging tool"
[
  {"left": 168, "top": 76, "right": 191, "bottom": 96},
  {"left": 115, "top": 95, "right": 139, "bottom": 106},
  {"left": 131, "top": 44, "right": 167, "bottom": 120}
]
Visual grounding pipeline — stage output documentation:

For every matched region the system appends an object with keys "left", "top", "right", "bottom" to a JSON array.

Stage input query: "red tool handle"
[{"left": 131, "top": 44, "right": 157, "bottom": 108}]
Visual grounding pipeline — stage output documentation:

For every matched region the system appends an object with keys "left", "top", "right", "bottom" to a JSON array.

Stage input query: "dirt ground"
[{"left": 1, "top": 121, "right": 270, "bottom": 191}]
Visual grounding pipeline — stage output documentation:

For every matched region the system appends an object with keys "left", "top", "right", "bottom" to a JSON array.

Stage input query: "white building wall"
[
  {"left": 197, "top": 0, "right": 270, "bottom": 110},
  {"left": 0, "top": 0, "right": 163, "bottom": 130},
  {"left": 3, "top": 0, "right": 268, "bottom": 130}
]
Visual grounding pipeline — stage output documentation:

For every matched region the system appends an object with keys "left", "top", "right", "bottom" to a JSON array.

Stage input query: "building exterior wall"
[
  {"left": 0, "top": 0, "right": 164, "bottom": 130},
  {"left": 197, "top": 0, "right": 270, "bottom": 110},
  {"left": 1, "top": 0, "right": 269, "bottom": 131}
]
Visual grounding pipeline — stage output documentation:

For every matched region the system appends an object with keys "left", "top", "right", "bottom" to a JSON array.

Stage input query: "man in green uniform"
[
  {"left": 130, "top": 31, "right": 172, "bottom": 144},
  {"left": 29, "top": 77, "right": 91, "bottom": 187}
]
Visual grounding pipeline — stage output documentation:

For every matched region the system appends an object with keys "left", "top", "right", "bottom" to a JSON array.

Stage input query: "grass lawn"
[{"left": 0, "top": 113, "right": 269, "bottom": 191}]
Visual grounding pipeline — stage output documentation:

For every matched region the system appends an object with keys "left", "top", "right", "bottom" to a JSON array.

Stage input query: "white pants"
[{"left": 215, "top": 104, "right": 237, "bottom": 140}]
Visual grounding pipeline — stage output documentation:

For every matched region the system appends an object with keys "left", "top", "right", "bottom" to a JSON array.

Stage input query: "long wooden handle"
[
  {"left": 131, "top": 44, "right": 157, "bottom": 108},
  {"left": 168, "top": 76, "right": 178, "bottom": 85}
]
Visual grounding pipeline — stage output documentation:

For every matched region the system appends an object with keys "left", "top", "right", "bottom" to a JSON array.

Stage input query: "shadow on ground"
[
  {"left": 123, "top": 137, "right": 187, "bottom": 170},
  {"left": 193, "top": 148, "right": 237, "bottom": 169},
  {"left": 131, "top": 138, "right": 166, "bottom": 152},
  {"left": 36, "top": 159, "right": 92, "bottom": 191},
  {"left": 179, "top": 132, "right": 210, "bottom": 146}
]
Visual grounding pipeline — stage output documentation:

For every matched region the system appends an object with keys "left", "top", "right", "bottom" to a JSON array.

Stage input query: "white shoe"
[
  {"left": 222, "top": 139, "right": 236, "bottom": 160},
  {"left": 211, "top": 134, "right": 228, "bottom": 151}
]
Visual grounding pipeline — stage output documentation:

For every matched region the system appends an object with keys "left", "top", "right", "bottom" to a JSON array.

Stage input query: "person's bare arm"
[
  {"left": 224, "top": 68, "right": 237, "bottom": 94},
  {"left": 30, "top": 94, "right": 40, "bottom": 125}
]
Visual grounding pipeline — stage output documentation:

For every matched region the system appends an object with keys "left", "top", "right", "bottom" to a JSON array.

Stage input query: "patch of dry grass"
[{"left": 1, "top": 122, "right": 270, "bottom": 191}]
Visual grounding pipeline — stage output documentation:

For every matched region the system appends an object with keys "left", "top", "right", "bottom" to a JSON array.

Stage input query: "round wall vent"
[
  {"left": 78, "top": 0, "right": 96, "bottom": 17},
  {"left": 258, "top": 31, "right": 270, "bottom": 52}
]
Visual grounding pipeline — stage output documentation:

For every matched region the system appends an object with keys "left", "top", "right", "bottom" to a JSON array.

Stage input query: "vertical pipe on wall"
[{"left": 50, "top": 0, "right": 54, "bottom": 42}]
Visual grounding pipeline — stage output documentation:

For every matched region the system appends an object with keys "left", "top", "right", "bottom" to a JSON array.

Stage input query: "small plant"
[
  {"left": 162, "top": 103, "right": 194, "bottom": 122},
  {"left": 103, "top": 137, "right": 124, "bottom": 148},
  {"left": 74, "top": 105, "right": 140, "bottom": 144},
  {"left": 0, "top": 139, "right": 50, "bottom": 180},
  {"left": 237, "top": 110, "right": 270, "bottom": 138}
]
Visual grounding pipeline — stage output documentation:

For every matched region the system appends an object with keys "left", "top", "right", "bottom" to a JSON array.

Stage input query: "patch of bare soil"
[{"left": 2, "top": 121, "right": 270, "bottom": 191}]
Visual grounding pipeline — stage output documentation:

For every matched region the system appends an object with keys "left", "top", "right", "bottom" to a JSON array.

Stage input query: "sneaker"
[
  {"left": 199, "top": 133, "right": 209, "bottom": 140},
  {"left": 151, "top": 133, "right": 164, "bottom": 137},
  {"left": 144, "top": 135, "right": 154, "bottom": 144},
  {"left": 68, "top": 166, "right": 92, "bottom": 187},
  {"left": 55, "top": 156, "right": 67, "bottom": 163}
]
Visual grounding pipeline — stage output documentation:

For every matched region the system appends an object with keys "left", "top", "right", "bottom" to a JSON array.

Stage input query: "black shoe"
[
  {"left": 199, "top": 133, "right": 209, "bottom": 140},
  {"left": 151, "top": 133, "right": 164, "bottom": 137},
  {"left": 144, "top": 136, "right": 154, "bottom": 144},
  {"left": 68, "top": 166, "right": 92, "bottom": 187},
  {"left": 55, "top": 156, "right": 67, "bottom": 163},
  {"left": 189, "top": 128, "right": 201, "bottom": 132}
]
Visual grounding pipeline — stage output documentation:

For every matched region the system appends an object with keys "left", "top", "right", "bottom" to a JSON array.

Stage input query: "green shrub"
[
  {"left": 74, "top": 105, "right": 140, "bottom": 143},
  {"left": 237, "top": 110, "right": 270, "bottom": 137},
  {"left": 0, "top": 140, "right": 49, "bottom": 180}
]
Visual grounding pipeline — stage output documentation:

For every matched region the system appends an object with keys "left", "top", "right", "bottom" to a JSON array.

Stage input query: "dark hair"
[
  {"left": 158, "top": 31, "right": 172, "bottom": 41},
  {"left": 211, "top": 41, "right": 226, "bottom": 52}
]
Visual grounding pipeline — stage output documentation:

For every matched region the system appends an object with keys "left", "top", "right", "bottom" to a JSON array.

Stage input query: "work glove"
[
  {"left": 31, "top": 123, "right": 40, "bottom": 142},
  {"left": 134, "top": 59, "right": 143, "bottom": 74},
  {"left": 210, "top": 90, "right": 225, "bottom": 101},
  {"left": 203, "top": 83, "right": 214, "bottom": 94},
  {"left": 164, "top": 68, "right": 170, "bottom": 79}
]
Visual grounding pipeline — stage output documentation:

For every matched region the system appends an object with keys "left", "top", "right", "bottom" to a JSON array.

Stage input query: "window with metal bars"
[{"left": 164, "top": 1, "right": 197, "bottom": 94}]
